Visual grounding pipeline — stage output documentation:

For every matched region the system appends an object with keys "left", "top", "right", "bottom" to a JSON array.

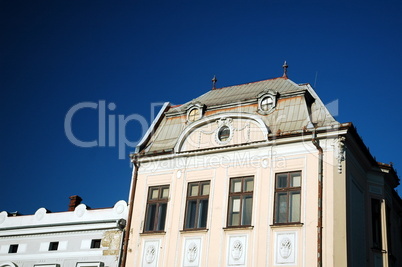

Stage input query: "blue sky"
[{"left": 1, "top": 0, "right": 401, "bottom": 214}]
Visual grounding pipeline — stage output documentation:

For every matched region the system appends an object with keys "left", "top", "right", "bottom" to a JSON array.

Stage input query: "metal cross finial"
[
  {"left": 282, "top": 61, "right": 288, "bottom": 78},
  {"left": 212, "top": 75, "right": 218, "bottom": 89}
]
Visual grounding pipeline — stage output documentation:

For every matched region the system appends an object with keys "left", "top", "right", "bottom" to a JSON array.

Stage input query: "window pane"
[
  {"left": 201, "top": 183, "right": 210, "bottom": 195},
  {"left": 145, "top": 204, "right": 156, "bottom": 231},
  {"left": 242, "top": 196, "right": 253, "bottom": 225},
  {"left": 276, "top": 193, "right": 288, "bottom": 223},
  {"left": 244, "top": 178, "right": 254, "bottom": 192},
  {"left": 150, "top": 188, "right": 159, "bottom": 199},
  {"left": 232, "top": 198, "right": 241, "bottom": 212},
  {"left": 230, "top": 213, "right": 240, "bottom": 226},
  {"left": 157, "top": 203, "right": 167, "bottom": 231},
  {"left": 198, "top": 199, "right": 209, "bottom": 228},
  {"left": 161, "top": 187, "right": 169, "bottom": 199},
  {"left": 276, "top": 174, "right": 288, "bottom": 188},
  {"left": 229, "top": 197, "right": 241, "bottom": 226},
  {"left": 289, "top": 192, "right": 300, "bottom": 222},
  {"left": 190, "top": 184, "right": 199, "bottom": 196},
  {"left": 291, "top": 173, "right": 301, "bottom": 187},
  {"left": 185, "top": 200, "right": 197, "bottom": 229},
  {"left": 232, "top": 179, "right": 242, "bottom": 193}
]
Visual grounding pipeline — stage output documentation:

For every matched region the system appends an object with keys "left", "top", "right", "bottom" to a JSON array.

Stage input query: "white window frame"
[{"left": 76, "top": 262, "right": 104, "bottom": 267}]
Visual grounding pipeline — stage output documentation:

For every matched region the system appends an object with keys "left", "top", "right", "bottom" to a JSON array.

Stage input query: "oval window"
[{"left": 218, "top": 126, "right": 231, "bottom": 142}]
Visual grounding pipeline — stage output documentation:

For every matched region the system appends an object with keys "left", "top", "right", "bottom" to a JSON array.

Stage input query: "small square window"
[
  {"left": 49, "top": 241, "right": 59, "bottom": 251},
  {"left": 8, "top": 244, "right": 18, "bottom": 253},
  {"left": 91, "top": 239, "right": 101, "bottom": 249}
]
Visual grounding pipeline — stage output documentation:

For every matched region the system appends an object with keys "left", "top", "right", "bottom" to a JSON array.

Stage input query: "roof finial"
[
  {"left": 282, "top": 61, "right": 288, "bottom": 78},
  {"left": 212, "top": 75, "right": 218, "bottom": 89}
]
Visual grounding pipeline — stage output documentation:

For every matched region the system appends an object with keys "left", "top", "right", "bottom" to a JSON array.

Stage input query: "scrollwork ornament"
[{"left": 337, "top": 136, "right": 346, "bottom": 173}]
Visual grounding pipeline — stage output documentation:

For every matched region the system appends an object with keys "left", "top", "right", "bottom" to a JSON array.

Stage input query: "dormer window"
[
  {"left": 186, "top": 103, "right": 204, "bottom": 123},
  {"left": 257, "top": 90, "right": 277, "bottom": 115},
  {"left": 261, "top": 96, "right": 273, "bottom": 111},
  {"left": 188, "top": 108, "right": 201, "bottom": 122}
]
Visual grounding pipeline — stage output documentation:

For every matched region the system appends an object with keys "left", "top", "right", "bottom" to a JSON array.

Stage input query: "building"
[
  {"left": 0, "top": 196, "right": 128, "bottom": 267},
  {"left": 123, "top": 66, "right": 402, "bottom": 267}
]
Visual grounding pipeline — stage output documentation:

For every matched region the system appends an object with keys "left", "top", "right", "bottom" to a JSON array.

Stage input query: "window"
[
  {"left": 227, "top": 177, "right": 254, "bottom": 227},
  {"left": 49, "top": 241, "right": 59, "bottom": 251},
  {"left": 184, "top": 181, "right": 210, "bottom": 230},
  {"left": 261, "top": 96, "right": 273, "bottom": 111},
  {"left": 257, "top": 90, "right": 277, "bottom": 115},
  {"left": 144, "top": 185, "right": 169, "bottom": 232},
  {"left": 274, "top": 171, "right": 301, "bottom": 224},
  {"left": 91, "top": 239, "right": 101, "bottom": 249},
  {"left": 371, "top": 198, "right": 382, "bottom": 249},
  {"left": 188, "top": 108, "right": 201, "bottom": 122},
  {"left": 218, "top": 126, "right": 231, "bottom": 142},
  {"left": 8, "top": 244, "right": 18, "bottom": 253}
]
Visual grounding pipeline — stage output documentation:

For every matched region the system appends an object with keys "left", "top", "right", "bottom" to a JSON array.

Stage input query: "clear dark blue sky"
[{"left": 1, "top": 0, "right": 401, "bottom": 214}]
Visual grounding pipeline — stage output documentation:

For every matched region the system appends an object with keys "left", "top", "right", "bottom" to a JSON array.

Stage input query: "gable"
[{"left": 175, "top": 113, "right": 269, "bottom": 153}]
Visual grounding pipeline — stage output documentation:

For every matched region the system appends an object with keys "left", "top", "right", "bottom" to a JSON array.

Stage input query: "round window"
[
  {"left": 218, "top": 126, "right": 231, "bottom": 142},
  {"left": 188, "top": 108, "right": 200, "bottom": 122},
  {"left": 261, "top": 96, "right": 273, "bottom": 111}
]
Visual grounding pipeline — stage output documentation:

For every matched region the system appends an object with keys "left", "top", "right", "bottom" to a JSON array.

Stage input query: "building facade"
[
  {"left": 124, "top": 72, "right": 402, "bottom": 267},
  {"left": 0, "top": 197, "right": 128, "bottom": 267}
]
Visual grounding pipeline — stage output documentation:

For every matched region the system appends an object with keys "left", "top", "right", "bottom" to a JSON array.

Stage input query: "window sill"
[
  {"left": 270, "top": 223, "right": 304, "bottom": 228},
  {"left": 140, "top": 231, "right": 166, "bottom": 236},
  {"left": 180, "top": 229, "right": 209, "bottom": 234},
  {"left": 223, "top": 226, "right": 254, "bottom": 231}
]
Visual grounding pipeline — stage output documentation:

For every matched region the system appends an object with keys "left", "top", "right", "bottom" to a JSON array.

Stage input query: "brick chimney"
[{"left": 68, "top": 195, "right": 82, "bottom": 211}]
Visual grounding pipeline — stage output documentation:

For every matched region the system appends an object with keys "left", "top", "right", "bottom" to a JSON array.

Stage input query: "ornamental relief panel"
[
  {"left": 142, "top": 240, "right": 160, "bottom": 267},
  {"left": 181, "top": 118, "right": 266, "bottom": 152},
  {"left": 274, "top": 232, "right": 297, "bottom": 265},
  {"left": 227, "top": 235, "right": 247, "bottom": 267},
  {"left": 182, "top": 237, "right": 202, "bottom": 267}
]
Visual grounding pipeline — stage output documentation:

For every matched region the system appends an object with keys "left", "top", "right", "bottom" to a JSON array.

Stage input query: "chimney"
[{"left": 68, "top": 195, "right": 82, "bottom": 211}]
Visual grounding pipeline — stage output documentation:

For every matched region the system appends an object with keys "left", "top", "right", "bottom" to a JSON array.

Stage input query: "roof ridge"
[{"left": 212, "top": 76, "right": 288, "bottom": 91}]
